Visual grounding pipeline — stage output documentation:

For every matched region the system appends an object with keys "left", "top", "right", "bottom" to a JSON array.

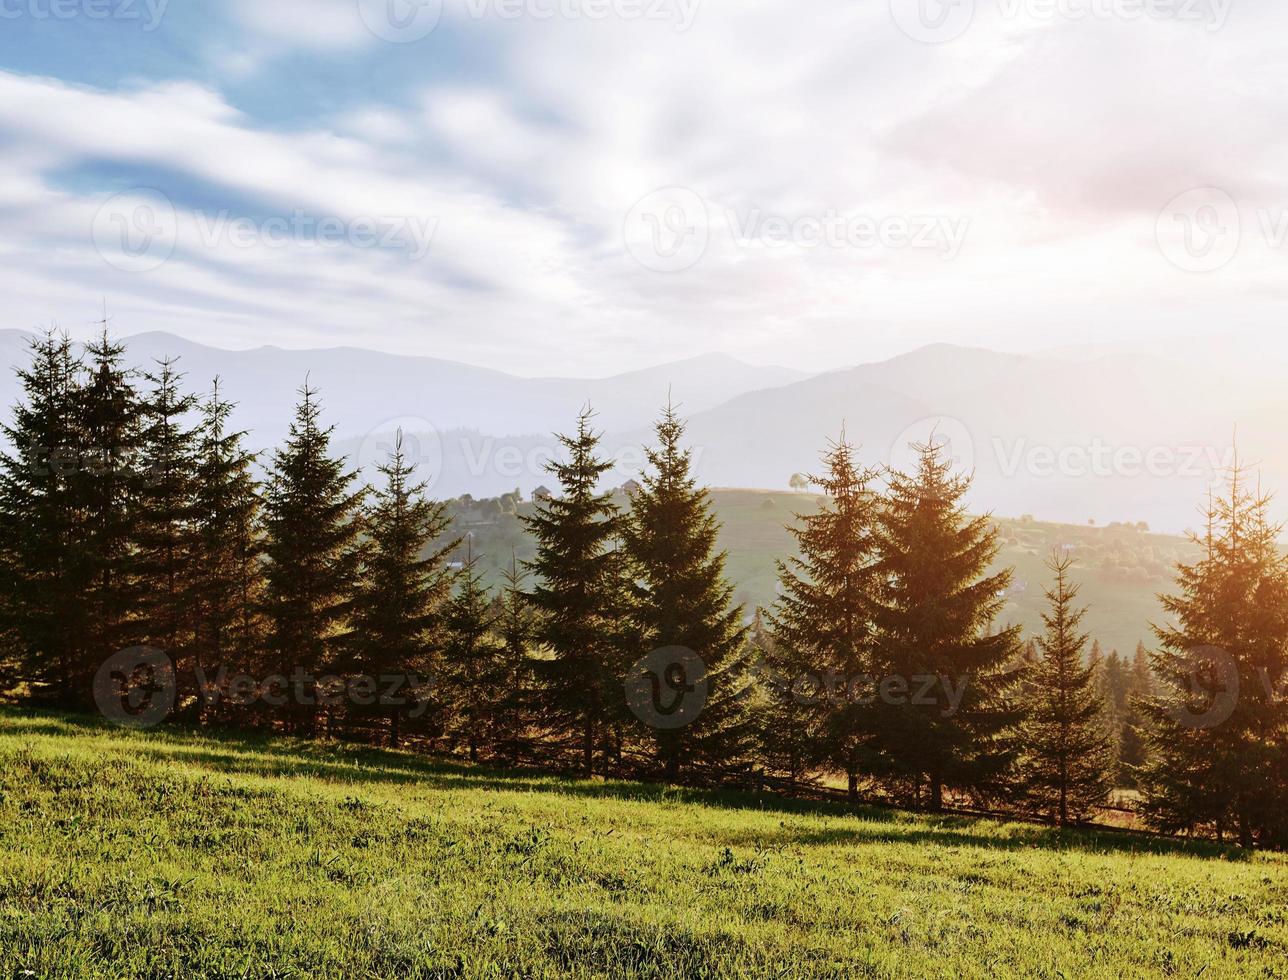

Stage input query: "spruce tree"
[
  {"left": 1019, "top": 551, "right": 1112, "bottom": 825},
  {"left": 75, "top": 330, "right": 146, "bottom": 690},
  {"left": 768, "top": 432, "right": 878, "bottom": 799},
  {"left": 872, "top": 437, "right": 1023, "bottom": 811},
  {"left": 190, "top": 379, "right": 266, "bottom": 702},
  {"left": 262, "top": 383, "right": 363, "bottom": 732},
  {"left": 0, "top": 331, "right": 87, "bottom": 703},
  {"left": 624, "top": 403, "right": 750, "bottom": 781},
  {"left": 135, "top": 357, "right": 200, "bottom": 666},
  {"left": 347, "top": 431, "right": 453, "bottom": 746},
  {"left": 492, "top": 553, "right": 535, "bottom": 765},
  {"left": 440, "top": 542, "right": 500, "bottom": 762},
  {"left": 1137, "top": 466, "right": 1288, "bottom": 847},
  {"left": 523, "top": 407, "right": 627, "bottom": 777}
]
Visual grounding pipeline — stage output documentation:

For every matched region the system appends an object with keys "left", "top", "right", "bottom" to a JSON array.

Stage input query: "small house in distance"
[{"left": 533, "top": 485, "right": 554, "bottom": 501}]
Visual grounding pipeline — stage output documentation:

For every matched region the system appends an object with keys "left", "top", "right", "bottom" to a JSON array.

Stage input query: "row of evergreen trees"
[{"left": 1, "top": 331, "right": 1285, "bottom": 845}]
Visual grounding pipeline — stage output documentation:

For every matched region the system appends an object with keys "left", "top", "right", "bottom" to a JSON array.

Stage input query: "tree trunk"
[
  {"left": 583, "top": 717, "right": 594, "bottom": 777},
  {"left": 929, "top": 775, "right": 943, "bottom": 813},
  {"left": 847, "top": 769, "right": 859, "bottom": 803},
  {"left": 390, "top": 708, "right": 400, "bottom": 749}
]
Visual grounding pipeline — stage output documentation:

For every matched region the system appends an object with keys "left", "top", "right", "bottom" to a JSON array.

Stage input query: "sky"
[{"left": 0, "top": 0, "right": 1285, "bottom": 376}]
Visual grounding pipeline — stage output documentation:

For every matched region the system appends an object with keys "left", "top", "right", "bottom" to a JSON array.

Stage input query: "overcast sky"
[{"left": 0, "top": 0, "right": 1284, "bottom": 376}]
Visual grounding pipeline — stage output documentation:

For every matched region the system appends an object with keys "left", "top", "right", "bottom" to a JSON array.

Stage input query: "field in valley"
[{"left": 1, "top": 708, "right": 1282, "bottom": 978}]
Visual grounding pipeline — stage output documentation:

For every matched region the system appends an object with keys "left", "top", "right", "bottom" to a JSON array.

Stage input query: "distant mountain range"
[{"left": 1, "top": 330, "right": 1283, "bottom": 533}]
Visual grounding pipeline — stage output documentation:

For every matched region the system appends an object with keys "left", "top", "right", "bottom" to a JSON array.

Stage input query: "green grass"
[{"left": 2, "top": 708, "right": 1284, "bottom": 978}]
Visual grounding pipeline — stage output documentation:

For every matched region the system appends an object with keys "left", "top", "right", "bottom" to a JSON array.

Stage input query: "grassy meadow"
[{"left": 1, "top": 707, "right": 1283, "bottom": 978}]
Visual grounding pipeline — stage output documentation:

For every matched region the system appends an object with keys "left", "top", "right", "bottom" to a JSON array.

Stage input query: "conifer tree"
[
  {"left": 872, "top": 437, "right": 1023, "bottom": 811},
  {"left": 1137, "top": 466, "right": 1288, "bottom": 847},
  {"left": 76, "top": 330, "right": 146, "bottom": 684},
  {"left": 135, "top": 357, "right": 200, "bottom": 664},
  {"left": 768, "top": 432, "right": 878, "bottom": 799},
  {"left": 0, "top": 331, "right": 87, "bottom": 703},
  {"left": 492, "top": 553, "right": 535, "bottom": 765},
  {"left": 624, "top": 403, "right": 750, "bottom": 781},
  {"left": 346, "top": 432, "right": 453, "bottom": 745},
  {"left": 1019, "top": 551, "right": 1112, "bottom": 825},
  {"left": 440, "top": 542, "right": 500, "bottom": 762},
  {"left": 523, "top": 407, "right": 627, "bottom": 777},
  {"left": 262, "top": 383, "right": 363, "bottom": 731},
  {"left": 190, "top": 380, "right": 266, "bottom": 698}
]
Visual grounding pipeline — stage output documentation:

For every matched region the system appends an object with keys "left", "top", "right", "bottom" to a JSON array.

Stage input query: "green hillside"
[
  {"left": 2, "top": 709, "right": 1284, "bottom": 978},
  {"left": 450, "top": 490, "right": 1195, "bottom": 655}
]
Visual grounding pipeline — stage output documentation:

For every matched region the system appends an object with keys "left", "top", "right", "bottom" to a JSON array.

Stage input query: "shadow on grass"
[{"left": 0, "top": 705, "right": 1250, "bottom": 862}]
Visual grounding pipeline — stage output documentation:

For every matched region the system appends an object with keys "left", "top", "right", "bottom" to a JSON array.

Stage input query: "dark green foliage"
[
  {"left": 1137, "top": 466, "right": 1288, "bottom": 847},
  {"left": 624, "top": 404, "right": 750, "bottom": 781},
  {"left": 492, "top": 553, "right": 536, "bottom": 764},
  {"left": 0, "top": 332, "right": 88, "bottom": 703},
  {"left": 347, "top": 432, "right": 454, "bottom": 746},
  {"left": 440, "top": 544, "right": 500, "bottom": 762},
  {"left": 262, "top": 383, "right": 363, "bottom": 730},
  {"left": 1019, "top": 552, "right": 1112, "bottom": 825},
  {"left": 767, "top": 433, "right": 878, "bottom": 797},
  {"left": 190, "top": 380, "right": 266, "bottom": 702},
  {"left": 522, "top": 407, "right": 628, "bottom": 777},
  {"left": 872, "top": 438, "right": 1024, "bottom": 811}
]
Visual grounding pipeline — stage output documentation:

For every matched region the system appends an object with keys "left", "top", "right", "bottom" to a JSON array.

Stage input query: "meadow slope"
[{"left": 1, "top": 709, "right": 1283, "bottom": 978}]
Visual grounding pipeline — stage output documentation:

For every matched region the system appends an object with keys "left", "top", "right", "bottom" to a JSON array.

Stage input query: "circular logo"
[
  {"left": 623, "top": 187, "right": 710, "bottom": 273},
  {"left": 357, "top": 418, "right": 444, "bottom": 492},
  {"left": 888, "top": 415, "right": 975, "bottom": 477},
  {"left": 890, "top": 0, "right": 975, "bottom": 43},
  {"left": 357, "top": 0, "right": 443, "bottom": 43},
  {"left": 91, "top": 188, "right": 177, "bottom": 273},
  {"left": 1170, "top": 645, "right": 1239, "bottom": 730},
  {"left": 93, "top": 646, "right": 176, "bottom": 729},
  {"left": 1156, "top": 187, "right": 1241, "bottom": 273},
  {"left": 625, "top": 646, "right": 708, "bottom": 730}
]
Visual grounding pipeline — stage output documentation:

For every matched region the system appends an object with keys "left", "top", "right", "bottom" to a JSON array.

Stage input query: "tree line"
[{"left": 1, "top": 331, "right": 1285, "bottom": 847}]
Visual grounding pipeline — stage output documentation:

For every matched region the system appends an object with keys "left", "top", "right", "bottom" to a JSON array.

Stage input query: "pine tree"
[
  {"left": 492, "top": 553, "right": 535, "bottom": 765},
  {"left": 523, "top": 407, "right": 627, "bottom": 777},
  {"left": 262, "top": 383, "right": 364, "bottom": 732},
  {"left": 768, "top": 432, "right": 878, "bottom": 799},
  {"left": 135, "top": 357, "right": 200, "bottom": 671},
  {"left": 1019, "top": 551, "right": 1112, "bottom": 825},
  {"left": 347, "top": 432, "right": 453, "bottom": 746},
  {"left": 872, "top": 437, "right": 1023, "bottom": 811},
  {"left": 440, "top": 542, "right": 500, "bottom": 762},
  {"left": 623, "top": 403, "right": 750, "bottom": 781},
  {"left": 75, "top": 330, "right": 146, "bottom": 689},
  {"left": 1137, "top": 465, "right": 1288, "bottom": 847},
  {"left": 0, "top": 331, "right": 87, "bottom": 703},
  {"left": 190, "top": 379, "right": 266, "bottom": 705}
]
